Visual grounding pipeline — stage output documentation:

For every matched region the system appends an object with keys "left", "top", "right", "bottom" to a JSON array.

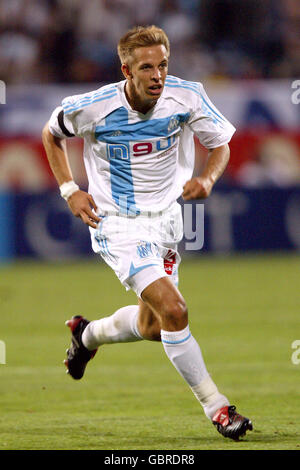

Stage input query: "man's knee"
[
  {"left": 141, "top": 277, "right": 188, "bottom": 332},
  {"left": 138, "top": 298, "right": 188, "bottom": 338},
  {"left": 162, "top": 299, "right": 188, "bottom": 331}
]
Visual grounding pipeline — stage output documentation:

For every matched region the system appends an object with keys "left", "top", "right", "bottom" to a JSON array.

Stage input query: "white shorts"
[{"left": 90, "top": 202, "right": 183, "bottom": 298}]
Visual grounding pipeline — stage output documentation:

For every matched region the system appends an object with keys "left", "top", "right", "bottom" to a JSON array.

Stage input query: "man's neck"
[{"left": 124, "top": 82, "right": 156, "bottom": 115}]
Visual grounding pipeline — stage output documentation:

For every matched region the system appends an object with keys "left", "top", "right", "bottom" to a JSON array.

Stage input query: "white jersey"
[{"left": 49, "top": 75, "right": 235, "bottom": 215}]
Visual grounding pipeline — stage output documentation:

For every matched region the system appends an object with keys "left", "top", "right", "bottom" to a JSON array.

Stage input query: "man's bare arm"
[
  {"left": 42, "top": 122, "right": 100, "bottom": 228},
  {"left": 182, "top": 143, "right": 230, "bottom": 200}
]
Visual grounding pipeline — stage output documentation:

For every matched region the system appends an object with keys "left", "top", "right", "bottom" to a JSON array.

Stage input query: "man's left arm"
[{"left": 182, "top": 144, "right": 230, "bottom": 200}]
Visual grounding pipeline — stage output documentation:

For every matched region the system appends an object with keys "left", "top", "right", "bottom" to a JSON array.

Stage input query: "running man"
[{"left": 42, "top": 25, "right": 252, "bottom": 441}]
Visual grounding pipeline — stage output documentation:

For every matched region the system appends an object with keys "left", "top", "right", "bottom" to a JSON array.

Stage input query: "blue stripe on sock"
[{"left": 161, "top": 332, "right": 191, "bottom": 345}]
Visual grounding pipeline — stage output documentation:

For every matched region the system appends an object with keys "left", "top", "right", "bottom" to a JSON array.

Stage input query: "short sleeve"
[
  {"left": 187, "top": 84, "right": 236, "bottom": 149},
  {"left": 61, "top": 93, "right": 95, "bottom": 137},
  {"left": 48, "top": 106, "right": 76, "bottom": 138}
]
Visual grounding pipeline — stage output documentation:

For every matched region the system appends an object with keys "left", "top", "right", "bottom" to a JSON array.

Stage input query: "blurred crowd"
[{"left": 0, "top": 0, "right": 299, "bottom": 85}]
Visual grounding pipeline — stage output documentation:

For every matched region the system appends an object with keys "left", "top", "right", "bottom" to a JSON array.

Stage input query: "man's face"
[{"left": 123, "top": 44, "right": 168, "bottom": 111}]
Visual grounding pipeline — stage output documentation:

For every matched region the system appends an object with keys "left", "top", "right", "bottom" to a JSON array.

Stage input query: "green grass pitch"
[{"left": 0, "top": 254, "right": 299, "bottom": 450}]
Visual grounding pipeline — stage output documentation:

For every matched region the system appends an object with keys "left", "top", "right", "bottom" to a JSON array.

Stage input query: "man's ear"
[{"left": 121, "top": 63, "right": 132, "bottom": 80}]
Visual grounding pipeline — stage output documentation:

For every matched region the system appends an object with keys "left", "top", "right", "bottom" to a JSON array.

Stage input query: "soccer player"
[{"left": 42, "top": 25, "right": 252, "bottom": 441}]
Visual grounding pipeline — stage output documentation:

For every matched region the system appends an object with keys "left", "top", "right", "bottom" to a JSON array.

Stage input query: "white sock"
[
  {"left": 82, "top": 305, "right": 143, "bottom": 350},
  {"left": 191, "top": 376, "right": 229, "bottom": 420},
  {"left": 161, "top": 325, "right": 229, "bottom": 420}
]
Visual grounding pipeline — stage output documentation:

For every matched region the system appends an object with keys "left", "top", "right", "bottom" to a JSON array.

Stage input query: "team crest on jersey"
[
  {"left": 167, "top": 117, "right": 179, "bottom": 133},
  {"left": 136, "top": 241, "right": 160, "bottom": 259},
  {"left": 137, "top": 241, "right": 153, "bottom": 259}
]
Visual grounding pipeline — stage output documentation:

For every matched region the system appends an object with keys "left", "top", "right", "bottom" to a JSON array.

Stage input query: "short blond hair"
[{"left": 117, "top": 25, "right": 170, "bottom": 65}]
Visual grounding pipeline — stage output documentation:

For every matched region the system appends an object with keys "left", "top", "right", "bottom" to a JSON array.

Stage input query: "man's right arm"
[{"left": 42, "top": 122, "right": 100, "bottom": 228}]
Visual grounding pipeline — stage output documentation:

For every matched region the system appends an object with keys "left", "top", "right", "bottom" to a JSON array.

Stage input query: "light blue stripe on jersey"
[
  {"left": 95, "top": 108, "right": 190, "bottom": 143},
  {"left": 63, "top": 88, "right": 117, "bottom": 114},
  {"left": 97, "top": 107, "right": 139, "bottom": 215},
  {"left": 63, "top": 86, "right": 117, "bottom": 111},
  {"left": 165, "top": 77, "right": 199, "bottom": 94},
  {"left": 166, "top": 75, "right": 199, "bottom": 91},
  {"left": 165, "top": 77, "right": 225, "bottom": 124}
]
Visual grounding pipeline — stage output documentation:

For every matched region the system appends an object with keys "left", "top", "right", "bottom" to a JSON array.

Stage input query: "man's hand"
[
  {"left": 67, "top": 190, "right": 101, "bottom": 228},
  {"left": 182, "top": 176, "right": 214, "bottom": 200},
  {"left": 182, "top": 144, "right": 230, "bottom": 200}
]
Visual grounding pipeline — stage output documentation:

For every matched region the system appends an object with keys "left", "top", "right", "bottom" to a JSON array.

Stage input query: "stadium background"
[
  {"left": 0, "top": 0, "right": 299, "bottom": 451},
  {"left": 1, "top": 0, "right": 300, "bottom": 260}
]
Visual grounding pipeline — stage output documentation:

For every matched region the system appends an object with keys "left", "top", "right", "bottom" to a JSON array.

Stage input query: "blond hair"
[{"left": 117, "top": 25, "right": 170, "bottom": 65}]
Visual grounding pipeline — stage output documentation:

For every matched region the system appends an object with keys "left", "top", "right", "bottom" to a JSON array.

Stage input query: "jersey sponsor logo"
[
  {"left": 107, "top": 143, "right": 129, "bottom": 160},
  {"left": 132, "top": 142, "right": 152, "bottom": 157},
  {"left": 132, "top": 136, "right": 176, "bottom": 157},
  {"left": 107, "top": 135, "right": 177, "bottom": 160}
]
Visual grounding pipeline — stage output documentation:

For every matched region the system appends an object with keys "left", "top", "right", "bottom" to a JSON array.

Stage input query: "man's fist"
[{"left": 182, "top": 176, "right": 214, "bottom": 200}]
